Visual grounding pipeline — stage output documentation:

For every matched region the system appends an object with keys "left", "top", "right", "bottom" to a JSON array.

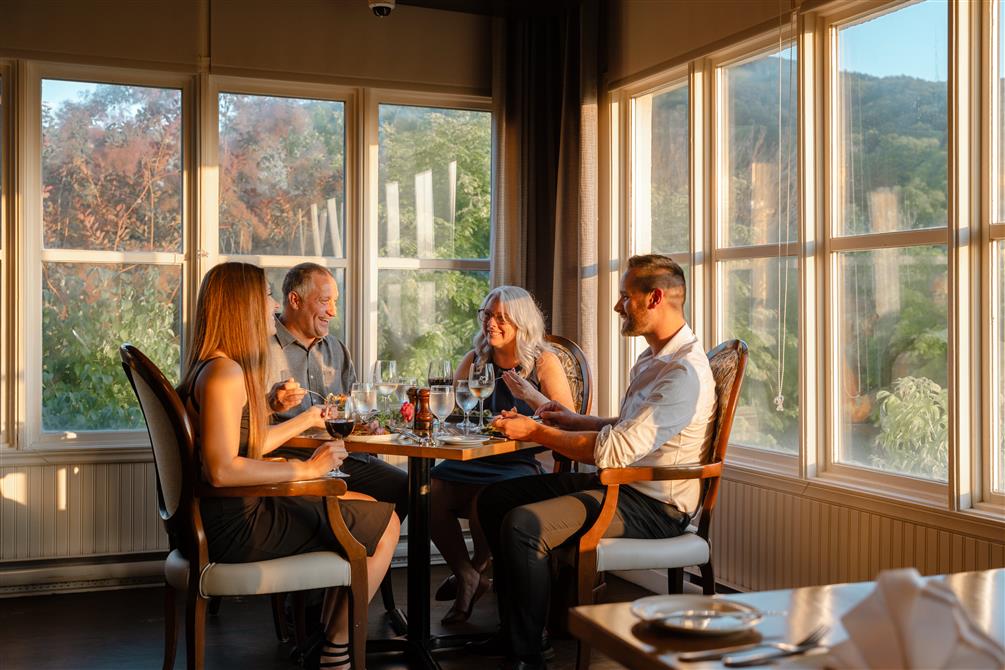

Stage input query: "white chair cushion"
[
  {"left": 596, "top": 531, "right": 710, "bottom": 572},
  {"left": 164, "top": 548, "right": 352, "bottom": 597}
]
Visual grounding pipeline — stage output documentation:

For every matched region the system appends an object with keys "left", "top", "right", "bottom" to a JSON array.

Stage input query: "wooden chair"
[
  {"left": 569, "top": 339, "right": 748, "bottom": 670},
  {"left": 120, "top": 344, "right": 369, "bottom": 670},
  {"left": 545, "top": 334, "right": 593, "bottom": 473}
]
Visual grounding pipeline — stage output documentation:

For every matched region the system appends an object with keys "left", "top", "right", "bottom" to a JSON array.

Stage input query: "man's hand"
[
  {"left": 268, "top": 378, "right": 307, "bottom": 413},
  {"left": 535, "top": 401, "right": 584, "bottom": 430},
  {"left": 492, "top": 409, "right": 540, "bottom": 441}
]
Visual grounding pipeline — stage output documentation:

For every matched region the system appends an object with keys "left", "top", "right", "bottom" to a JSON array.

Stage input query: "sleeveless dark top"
[
  {"left": 430, "top": 358, "right": 545, "bottom": 485},
  {"left": 185, "top": 357, "right": 393, "bottom": 562}
]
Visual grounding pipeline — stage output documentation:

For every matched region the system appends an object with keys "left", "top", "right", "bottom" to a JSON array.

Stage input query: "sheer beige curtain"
[{"left": 491, "top": 0, "right": 599, "bottom": 375}]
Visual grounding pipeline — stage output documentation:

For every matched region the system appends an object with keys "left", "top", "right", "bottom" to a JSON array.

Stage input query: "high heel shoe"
[
  {"left": 441, "top": 574, "right": 490, "bottom": 625},
  {"left": 306, "top": 638, "right": 351, "bottom": 670}
]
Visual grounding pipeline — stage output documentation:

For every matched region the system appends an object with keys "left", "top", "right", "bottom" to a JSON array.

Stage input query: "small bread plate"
[
  {"left": 438, "top": 434, "right": 491, "bottom": 445},
  {"left": 630, "top": 595, "right": 763, "bottom": 636}
]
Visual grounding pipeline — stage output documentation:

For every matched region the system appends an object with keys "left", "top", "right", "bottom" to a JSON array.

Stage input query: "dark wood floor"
[{"left": 0, "top": 564, "right": 658, "bottom": 669}]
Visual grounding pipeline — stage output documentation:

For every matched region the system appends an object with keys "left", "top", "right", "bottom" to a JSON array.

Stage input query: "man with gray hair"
[{"left": 268, "top": 262, "right": 408, "bottom": 522}]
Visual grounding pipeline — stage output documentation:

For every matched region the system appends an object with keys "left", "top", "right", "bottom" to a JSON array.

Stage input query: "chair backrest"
[
  {"left": 120, "top": 344, "right": 196, "bottom": 545},
  {"left": 545, "top": 334, "right": 593, "bottom": 415},
  {"left": 696, "top": 339, "right": 748, "bottom": 535}
]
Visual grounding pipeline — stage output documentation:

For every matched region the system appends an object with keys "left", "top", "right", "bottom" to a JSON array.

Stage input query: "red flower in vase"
[{"left": 400, "top": 401, "right": 415, "bottom": 423}]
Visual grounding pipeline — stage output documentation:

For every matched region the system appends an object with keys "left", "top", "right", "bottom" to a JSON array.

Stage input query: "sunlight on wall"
[
  {"left": 57, "top": 466, "right": 67, "bottom": 511},
  {"left": 0, "top": 472, "right": 27, "bottom": 506}
]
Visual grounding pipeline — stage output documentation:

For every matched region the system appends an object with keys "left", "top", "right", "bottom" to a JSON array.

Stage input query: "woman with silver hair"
[{"left": 430, "top": 285, "right": 574, "bottom": 625}]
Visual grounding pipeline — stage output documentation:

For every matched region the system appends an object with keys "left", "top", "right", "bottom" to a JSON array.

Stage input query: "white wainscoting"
[{"left": 618, "top": 473, "right": 1005, "bottom": 594}]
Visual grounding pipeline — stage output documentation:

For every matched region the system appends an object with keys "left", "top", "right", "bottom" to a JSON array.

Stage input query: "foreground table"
[
  {"left": 568, "top": 568, "right": 1005, "bottom": 670},
  {"left": 286, "top": 433, "right": 534, "bottom": 669}
]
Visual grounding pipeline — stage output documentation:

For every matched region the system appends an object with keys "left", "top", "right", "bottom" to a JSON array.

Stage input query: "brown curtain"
[{"left": 491, "top": 0, "right": 600, "bottom": 374}]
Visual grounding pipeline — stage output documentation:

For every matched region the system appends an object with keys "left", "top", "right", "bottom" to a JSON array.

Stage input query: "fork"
[{"left": 677, "top": 624, "right": 828, "bottom": 663}]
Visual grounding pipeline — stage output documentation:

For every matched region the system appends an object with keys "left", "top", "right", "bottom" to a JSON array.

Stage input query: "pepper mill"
[{"left": 413, "top": 388, "right": 434, "bottom": 435}]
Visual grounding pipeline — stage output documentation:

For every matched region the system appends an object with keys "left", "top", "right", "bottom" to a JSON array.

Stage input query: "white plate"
[
  {"left": 347, "top": 432, "right": 400, "bottom": 443},
  {"left": 630, "top": 595, "right": 763, "bottom": 636},
  {"left": 438, "top": 434, "right": 490, "bottom": 445}
]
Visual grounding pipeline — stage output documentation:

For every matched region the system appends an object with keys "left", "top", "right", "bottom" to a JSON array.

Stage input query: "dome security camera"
[{"left": 368, "top": 0, "right": 395, "bottom": 17}]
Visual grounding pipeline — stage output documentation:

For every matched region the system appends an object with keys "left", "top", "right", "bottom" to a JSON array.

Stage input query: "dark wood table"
[
  {"left": 286, "top": 433, "right": 535, "bottom": 669},
  {"left": 568, "top": 568, "right": 1005, "bottom": 670}
]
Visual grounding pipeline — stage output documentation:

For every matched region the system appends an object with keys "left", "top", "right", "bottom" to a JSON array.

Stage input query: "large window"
[
  {"left": 716, "top": 45, "right": 800, "bottom": 454},
  {"left": 829, "top": 1, "right": 949, "bottom": 482},
  {"left": 40, "top": 78, "right": 184, "bottom": 433},
  {"left": 217, "top": 91, "right": 348, "bottom": 340},
  {"left": 375, "top": 103, "right": 492, "bottom": 380}
]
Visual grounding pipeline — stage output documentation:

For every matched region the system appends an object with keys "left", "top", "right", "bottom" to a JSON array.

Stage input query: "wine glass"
[
  {"left": 372, "top": 360, "right": 398, "bottom": 414},
  {"left": 350, "top": 382, "right": 377, "bottom": 423},
  {"left": 454, "top": 380, "right": 478, "bottom": 435},
  {"left": 323, "top": 396, "right": 354, "bottom": 478},
  {"left": 429, "top": 384, "right": 456, "bottom": 441},
  {"left": 468, "top": 361, "right": 495, "bottom": 429},
  {"left": 427, "top": 359, "right": 454, "bottom": 389}
]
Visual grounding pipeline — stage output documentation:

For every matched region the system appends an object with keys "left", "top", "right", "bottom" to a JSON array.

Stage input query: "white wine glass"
[
  {"left": 323, "top": 395, "right": 353, "bottom": 478},
  {"left": 429, "top": 384, "right": 456, "bottom": 441},
  {"left": 468, "top": 361, "right": 495, "bottom": 429},
  {"left": 372, "top": 360, "right": 398, "bottom": 414},
  {"left": 454, "top": 380, "right": 478, "bottom": 435}
]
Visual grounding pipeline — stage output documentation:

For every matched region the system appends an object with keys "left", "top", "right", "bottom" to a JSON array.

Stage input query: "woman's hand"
[
  {"left": 305, "top": 440, "right": 348, "bottom": 478},
  {"left": 302, "top": 404, "right": 326, "bottom": 430},
  {"left": 501, "top": 370, "right": 549, "bottom": 409}
]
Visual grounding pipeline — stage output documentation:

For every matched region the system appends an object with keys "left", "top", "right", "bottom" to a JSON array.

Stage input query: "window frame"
[
  {"left": 708, "top": 29, "right": 802, "bottom": 473},
  {"left": 21, "top": 62, "right": 194, "bottom": 453},
  {"left": 0, "top": 60, "right": 10, "bottom": 451},
  {"left": 981, "top": 0, "right": 1005, "bottom": 509},
  {"left": 362, "top": 90, "right": 494, "bottom": 370},
  {"left": 205, "top": 76, "right": 358, "bottom": 352},
  {"left": 818, "top": 0, "right": 954, "bottom": 502}
]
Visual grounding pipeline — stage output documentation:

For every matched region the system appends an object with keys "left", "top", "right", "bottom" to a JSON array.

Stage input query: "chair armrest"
[
  {"left": 598, "top": 462, "right": 721, "bottom": 485},
  {"left": 197, "top": 478, "right": 348, "bottom": 498}
]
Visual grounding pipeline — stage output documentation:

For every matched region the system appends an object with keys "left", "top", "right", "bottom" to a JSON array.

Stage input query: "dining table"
[
  {"left": 568, "top": 568, "right": 1005, "bottom": 670},
  {"left": 285, "top": 431, "right": 536, "bottom": 669}
]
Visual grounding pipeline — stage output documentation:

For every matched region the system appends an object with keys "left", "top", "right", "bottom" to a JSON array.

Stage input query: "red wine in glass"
[{"left": 325, "top": 419, "right": 355, "bottom": 439}]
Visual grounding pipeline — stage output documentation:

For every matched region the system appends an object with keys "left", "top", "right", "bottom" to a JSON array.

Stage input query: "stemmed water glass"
[
  {"left": 323, "top": 395, "right": 354, "bottom": 478},
  {"left": 429, "top": 384, "right": 456, "bottom": 441},
  {"left": 454, "top": 380, "right": 478, "bottom": 435},
  {"left": 372, "top": 360, "right": 398, "bottom": 414},
  {"left": 350, "top": 382, "right": 377, "bottom": 423},
  {"left": 468, "top": 361, "right": 495, "bottom": 429}
]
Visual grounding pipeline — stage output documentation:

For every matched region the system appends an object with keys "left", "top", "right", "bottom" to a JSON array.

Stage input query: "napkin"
[{"left": 827, "top": 568, "right": 1005, "bottom": 669}]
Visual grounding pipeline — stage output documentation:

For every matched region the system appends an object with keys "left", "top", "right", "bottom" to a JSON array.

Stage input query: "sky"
[{"left": 838, "top": 0, "right": 949, "bottom": 82}]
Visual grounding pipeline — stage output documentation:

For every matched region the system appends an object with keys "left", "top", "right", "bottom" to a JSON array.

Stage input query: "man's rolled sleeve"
[{"left": 593, "top": 363, "right": 701, "bottom": 469}]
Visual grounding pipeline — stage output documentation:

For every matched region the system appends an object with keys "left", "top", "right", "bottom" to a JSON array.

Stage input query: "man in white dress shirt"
[{"left": 475, "top": 255, "right": 717, "bottom": 670}]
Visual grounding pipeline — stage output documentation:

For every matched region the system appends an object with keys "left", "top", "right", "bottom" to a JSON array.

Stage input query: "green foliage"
[
  {"left": 873, "top": 376, "right": 948, "bottom": 480},
  {"left": 42, "top": 265, "right": 180, "bottom": 431}
]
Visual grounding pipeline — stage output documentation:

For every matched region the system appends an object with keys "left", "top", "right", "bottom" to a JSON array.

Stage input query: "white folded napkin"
[{"left": 828, "top": 568, "right": 1005, "bottom": 669}]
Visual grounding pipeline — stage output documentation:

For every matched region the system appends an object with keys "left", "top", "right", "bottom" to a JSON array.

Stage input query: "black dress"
[{"left": 186, "top": 358, "right": 395, "bottom": 563}]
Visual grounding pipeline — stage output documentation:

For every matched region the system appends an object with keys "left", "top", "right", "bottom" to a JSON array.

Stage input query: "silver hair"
[{"left": 472, "top": 286, "right": 549, "bottom": 376}]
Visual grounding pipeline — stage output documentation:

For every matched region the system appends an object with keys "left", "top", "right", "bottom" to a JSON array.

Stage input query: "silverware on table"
[{"left": 677, "top": 624, "right": 829, "bottom": 664}]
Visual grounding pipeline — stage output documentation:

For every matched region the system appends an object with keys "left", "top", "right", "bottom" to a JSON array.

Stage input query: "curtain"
[{"left": 490, "top": 0, "right": 600, "bottom": 375}]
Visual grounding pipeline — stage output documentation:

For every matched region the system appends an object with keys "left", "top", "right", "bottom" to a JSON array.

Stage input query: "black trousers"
[{"left": 478, "top": 472, "right": 689, "bottom": 661}]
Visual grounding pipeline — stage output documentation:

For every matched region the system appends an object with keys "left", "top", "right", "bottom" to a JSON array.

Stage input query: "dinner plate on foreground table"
[
  {"left": 630, "top": 594, "right": 764, "bottom": 636},
  {"left": 438, "top": 434, "right": 491, "bottom": 445}
]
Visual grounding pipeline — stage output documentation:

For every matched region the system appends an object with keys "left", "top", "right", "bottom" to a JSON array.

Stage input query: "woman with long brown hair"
[{"left": 178, "top": 262, "right": 399, "bottom": 669}]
